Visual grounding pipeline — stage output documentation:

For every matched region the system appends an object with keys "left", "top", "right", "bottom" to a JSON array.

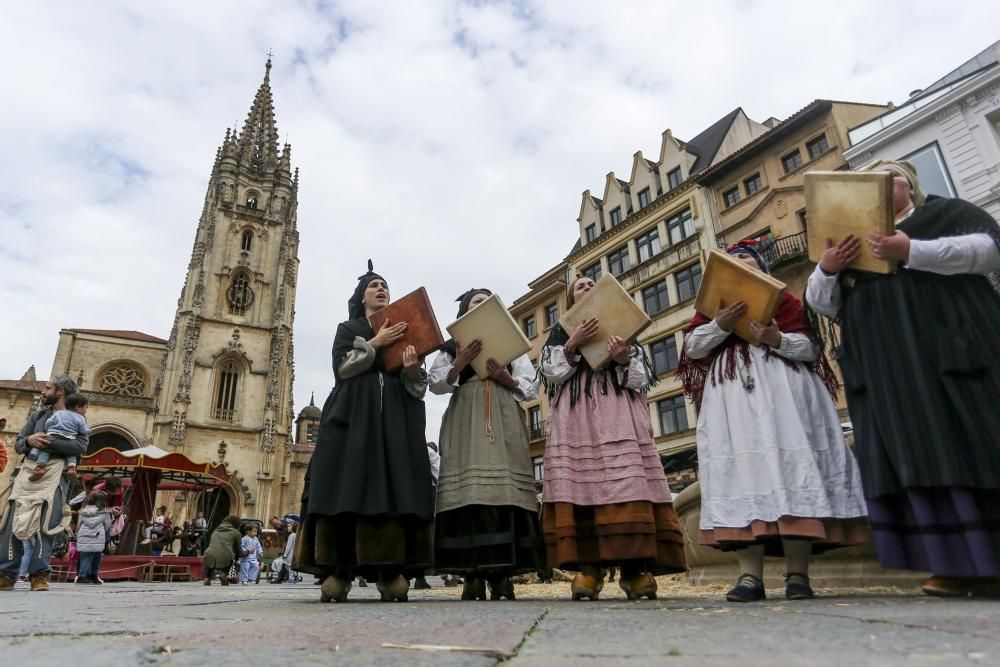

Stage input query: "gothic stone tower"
[{"left": 153, "top": 59, "right": 299, "bottom": 520}]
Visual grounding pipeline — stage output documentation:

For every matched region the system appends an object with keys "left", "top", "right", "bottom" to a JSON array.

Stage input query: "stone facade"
[
  {"left": 844, "top": 42, "right": 1000, "bottom": 228},
  {"left": 510, "top": 109, "right": 771, "bottom": 489},
  {"left": 0, "top": 61, "right": 311, "bottom": 525},
  {"left": 509, "top": 262, "right": 569, "bottom": 478}
]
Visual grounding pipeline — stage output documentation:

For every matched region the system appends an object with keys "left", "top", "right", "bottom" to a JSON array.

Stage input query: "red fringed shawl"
[{"left": 676, "top": 292, "right": 840, "bottom": 413}]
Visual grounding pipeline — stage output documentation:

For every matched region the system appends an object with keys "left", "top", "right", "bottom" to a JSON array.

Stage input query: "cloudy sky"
[{"left": 1, "top": 1, "right": 996, "bottom": 438}]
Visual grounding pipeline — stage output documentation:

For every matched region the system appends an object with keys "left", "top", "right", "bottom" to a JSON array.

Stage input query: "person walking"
[{"left": 1, "top": 377, "right": 88, "bottom": 592}]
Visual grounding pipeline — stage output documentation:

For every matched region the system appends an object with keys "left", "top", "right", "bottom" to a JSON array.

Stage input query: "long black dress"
[
  {"left": 835, "top": 196, "right": 1000, "bottom": 577},
  {"left": 295, "top": 316, "right": 434, "bottom": 581}
]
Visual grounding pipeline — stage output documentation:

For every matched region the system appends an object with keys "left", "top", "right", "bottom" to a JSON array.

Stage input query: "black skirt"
[{"left": 434, "top": 505, "right": 545, "bottom": 576}]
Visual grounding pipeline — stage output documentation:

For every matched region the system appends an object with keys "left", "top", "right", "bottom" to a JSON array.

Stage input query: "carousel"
[{"left": 55, "top": 445, "right": 233, "bottom": 582}]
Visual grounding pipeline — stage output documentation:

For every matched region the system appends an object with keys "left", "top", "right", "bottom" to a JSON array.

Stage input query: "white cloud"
[{"left": 1, "top": 0, "right": 997, "bottom": 439}]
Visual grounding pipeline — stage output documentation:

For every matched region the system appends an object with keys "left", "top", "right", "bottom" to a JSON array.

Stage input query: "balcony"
[
  {"left": 528, "top": 419, "right": 548, "bottom": 442},
  {"left": 213, "top": 408, "right": 238, "bottom": 422},
  {"left": 759, "top": 231, "right": 808, "bottom": 269}
]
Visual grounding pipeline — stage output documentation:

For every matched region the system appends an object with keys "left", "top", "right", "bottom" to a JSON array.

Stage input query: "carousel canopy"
[{"left": 79, "top": 447, "right": 232, "bottom": 487}]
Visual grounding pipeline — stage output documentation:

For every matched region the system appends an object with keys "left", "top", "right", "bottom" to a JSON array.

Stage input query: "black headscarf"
[
  {"left": 348, "top": 259, "right": 386, "bottom": 320},
  {"left": 454, "top": 288, "right": 492, "bottom": 319}
]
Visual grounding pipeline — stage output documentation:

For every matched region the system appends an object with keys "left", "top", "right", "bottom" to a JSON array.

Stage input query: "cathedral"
[{"left": 0, "top": 60, "right": 316, "bottom": 524}]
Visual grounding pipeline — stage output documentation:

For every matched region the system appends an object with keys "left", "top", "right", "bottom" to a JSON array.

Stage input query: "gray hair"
[{"left": 51, "top": 375, "right": 78, "bottom": 396}]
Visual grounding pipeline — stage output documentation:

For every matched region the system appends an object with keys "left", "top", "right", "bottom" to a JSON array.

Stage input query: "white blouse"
[
  {"left": 541, "top": 344, "right": 652, "bottom": 392},
  {"left": 427, "top": 351, "right": 538, "bottom": 402},
  {"left": 682, "top": 319, "right": 818, "bottom": 363},
  {"left": 806, "top": 233, "right": 1000, "bottom": 318}
]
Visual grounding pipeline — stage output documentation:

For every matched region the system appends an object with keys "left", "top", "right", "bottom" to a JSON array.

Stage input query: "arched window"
[
  {"left": 214, "top": 360, "right": 240, "bottom": 421},
  {"left": 226, "top": 272, "right": 254, "bottom": 316},
  {"left": 98, "top": 363, "right": 146, "bottom": 396},
  {"left": 241, "top": 229, "right": 253, "bottom": 252},
  {"left": 246, "top": 192, "right": 259, "bottom": 210}
]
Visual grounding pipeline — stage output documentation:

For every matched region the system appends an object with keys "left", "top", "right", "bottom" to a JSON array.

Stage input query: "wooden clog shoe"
[
  {"left": 619, "top": 572, "right": 658, "bottom": 600},
  {"left": 570, "top": 573, "right": 604, "bottom": 601},
  {"left": 319, "top": 575, "right": 352, "bottom": 603}
]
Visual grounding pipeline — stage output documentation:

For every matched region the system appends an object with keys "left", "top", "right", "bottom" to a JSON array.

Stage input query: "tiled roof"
[
  {"left": 695, "top": 99, "right": 889, "bottom": 185},
  {"left": 0, "top": 379, "right": 46, "bottom": 392},
  {"left": 685, "top": 107, "right": 744, "bottom": 174},
  {"left": 694, "top": 100, "right": 832, "bottom": 184},
  {"left": 69, "top": 329, "right": 168, "bottom": 344}
]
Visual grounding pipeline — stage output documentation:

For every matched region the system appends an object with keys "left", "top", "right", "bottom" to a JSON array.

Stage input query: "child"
[
  {"left": 240, "top": 526, "right": 263, "bottom": 584},
  {"left": 142, "top": 505, "right": 168, "bottom": 545},
  {"left": 76, "top": 491, "right": 111, "bottom": 584},
  {"left": 28, "top": 392, "right": 89, "bottom": 481}
]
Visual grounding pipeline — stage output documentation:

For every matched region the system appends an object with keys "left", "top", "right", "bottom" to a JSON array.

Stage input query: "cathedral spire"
[{"left": 236, "top": 59, "right": 280, "bottom": 173}]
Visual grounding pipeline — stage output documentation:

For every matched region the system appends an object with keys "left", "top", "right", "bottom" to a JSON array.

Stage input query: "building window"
[
  {"left": 675, "top": 263, "right": 702, "bottom": 302},
  {"left": 635, "top": 229, "right": 661, "bottom": 262},
  {"left": 582, "top": 261, "right": 602, "bottom": 282},
  {"left": 723, "top": 186, "right": 740, "bottom": 208},
  {"left": 658, "top": 395, "right": 689, "bottom": 435},
  {"left": 642, "top": 280, "right": 670, "bottom": 316},
  {"left": 666, "top": 208, "right": 695, "bottom": 246},
  {"left": 214, "top": 360, "right": 240, "bottom": 421},
  {"left": 99, "top": 364, "right": 146, "bottom": 397},
  {"left": 781, "top": 150, "right": 803, "bottom": 174},
  {"left": 744, "top": 172, "right": 764, "bottom": 195},
  {"left": 241, "top": 229, "right": 253, "bottom": 252},
  {"left": 667, "top": 167, "right": 683, "bottom": 190},
  {"left": 246, "top": 192, "right": 259, "bottom": 209},
  {"left": 638, "top": 187, "right": 651, "bottom": 209},
  {"left": 607, "top": 245, "right": 630, "bottom": 276},
  {"left": 609, "top": 206, "right": 622, "bottom": 227},
  {"left": 532, "top": 455, "right": 544, "bottom": 481},
  {"left": 903, "top": 142, "right": 957, "bottom": 198},
  {"left": 226, "top": 272, "right": 255, "bottom": 316},
  {"left": 528, "top": 406, "right": 542, "bottom": 440},
  {"left": 585, "top": 223, "right": 597, "bottom": 244},
  {"left": 523, "top": 315, "right": 537, "bottom": 339},
  {"left": 806, "top": 134, "right": 830, "bottom": 160},
  {"left": 545, "top": 303, "right": 559, "bottom": 329},
  {"left": 306, "top": 422, "right": 319, "bottom": 444},
  {"left": 650, "top": 336, "right": 679, "bottom": 375}
]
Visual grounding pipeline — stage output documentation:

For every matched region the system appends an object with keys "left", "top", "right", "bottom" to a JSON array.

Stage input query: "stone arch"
[
  {"left": 94, "top": 359, "right": 149, "bottom": 397},
  {"left": 197, "top": 483, "right": 238, "bottom": 534},
  {"left": 86, "top": 422, "right": 145, "bottom": 455},
  {"left": 226, "top": 269, "right": 255, "bottom": 316},
  {"left": 245, "top": 189, "right": 261, "bottom": 210},
  {"left": 210, "top": 352, "right": 248, "bottom": 423}
]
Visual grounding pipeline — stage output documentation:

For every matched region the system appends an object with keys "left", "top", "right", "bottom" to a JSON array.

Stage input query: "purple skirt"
[{"left": 867, "top": 487, "right": 1000, "bottom": 577}]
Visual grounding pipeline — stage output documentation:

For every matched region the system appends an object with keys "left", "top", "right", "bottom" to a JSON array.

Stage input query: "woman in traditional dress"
[
  {"left": 678, "top": 241, "right": 869, "bottom": 602},
  {"left": 428, "top": 289, "right": 545, "bottom": 601},
  {"left": 807, "top": 160, "right": 1000, "bottom": 597},
  {"left": 540, "top": 276, "right": 687, "bottom": 601},
  {"left": 295, "top": 261, "right": 434, "bottom": 603}
]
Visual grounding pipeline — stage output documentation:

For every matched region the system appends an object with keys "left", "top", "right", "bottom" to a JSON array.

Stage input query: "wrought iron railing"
[
  {"left": 759, "top": 231, "right": 808, "bottom": 268},
  {"left": 529, "top": 419, "right": 548, "bottom": 441}
]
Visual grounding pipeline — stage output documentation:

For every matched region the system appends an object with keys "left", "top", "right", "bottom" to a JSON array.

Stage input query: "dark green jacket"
[{"left": 202, "top": 524, "right": 245, "bottom": 569}]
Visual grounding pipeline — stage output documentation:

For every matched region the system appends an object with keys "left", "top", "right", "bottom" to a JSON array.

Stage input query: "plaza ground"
[{"left": 2, "top": 576, "right": 998, "bottom": 665}]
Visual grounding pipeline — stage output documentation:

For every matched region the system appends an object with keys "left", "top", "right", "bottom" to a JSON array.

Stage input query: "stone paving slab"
[{"left": 1, "top": 579, "right": 998, "bottom": 666}]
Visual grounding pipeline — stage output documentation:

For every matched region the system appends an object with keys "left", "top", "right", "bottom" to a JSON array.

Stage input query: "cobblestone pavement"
[{"left": 1, "top": 576, "right": 998, "bottom": 666}]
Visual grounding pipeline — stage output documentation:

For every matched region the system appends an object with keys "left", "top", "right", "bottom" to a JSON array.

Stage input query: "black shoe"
[
  {"left": 784, "top": 573, "right": 814, "bottom": 600},
  {"left": 413, "top": 577, "right": 431, "bottom": 590},
  {"left": 725, "top": 573, "right": 766, "bottom": 602}
]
